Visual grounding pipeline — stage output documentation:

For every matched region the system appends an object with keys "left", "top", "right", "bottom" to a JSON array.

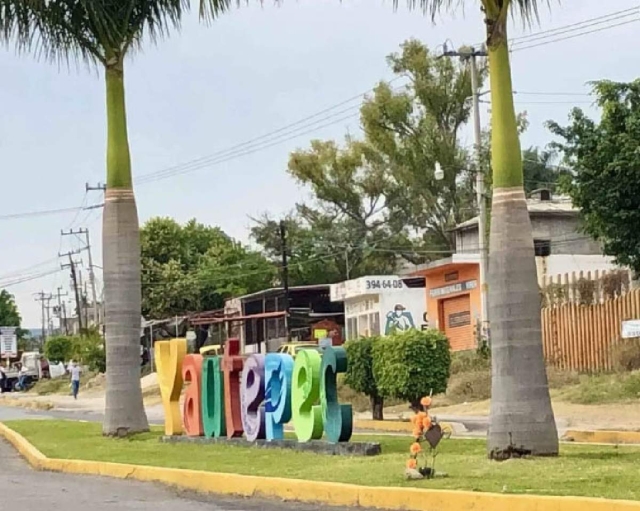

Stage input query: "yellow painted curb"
[
  {"left": 2, "top": 423, "right": 640, "bottom": 511},
  {"left": 564, "top": 429, "right": 640, "bottom": 445}
]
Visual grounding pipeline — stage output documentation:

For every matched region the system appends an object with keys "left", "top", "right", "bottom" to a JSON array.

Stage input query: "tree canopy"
[
  {"left": 141, "top": 218, "right": 276, "bottom": 318},
  {"left": 252, "top": 40, "right": 482, "bottom": 277},
  {"left": 548, "top": 80, "right": 640, "bottom": 274},
  {"left": 0, "top": 290, "right": 21, "bottom": 328}
]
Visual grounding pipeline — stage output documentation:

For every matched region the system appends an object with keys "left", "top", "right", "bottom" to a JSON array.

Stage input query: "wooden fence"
[
  {"left": 541, "top": 269, "right": 631, "bottom": 307},
  {"left": 541, "top": 288, "right": 640, "bottom": 372}
]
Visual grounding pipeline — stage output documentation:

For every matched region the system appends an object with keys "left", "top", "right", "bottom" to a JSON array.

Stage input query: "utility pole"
[
  {"left": 443, "top": 43, "right": 490, "bottom": 343},
  {"left": 34, "top": 292, "right": 52, "bottom": 344},
  {"left": 61, "top": 252, "right": 84, "bottom": 333},
  {"left": 279, "top": 220, "right": 290, "bottom": 339},
  {"left": 57, "top": 287, "right": 69, "bottom": 335},
  {"left": 61, "top": 228, "right": 99, "bottom": 326}
]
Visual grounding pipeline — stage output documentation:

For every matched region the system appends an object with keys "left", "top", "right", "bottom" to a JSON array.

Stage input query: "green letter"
[
  {"left": 321, "top": 346, "right": 353, "bottom": 443},
  {"left": 202, "top": 356, "right": 226, "bottom": 438},
  {"left": 292, "top": 349, "right": 323, "bottom": 442}
]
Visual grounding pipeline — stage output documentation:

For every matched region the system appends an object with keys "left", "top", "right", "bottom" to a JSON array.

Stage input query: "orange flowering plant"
[{"left": 405, "top": 394, "right": 451, "bottom": 479}]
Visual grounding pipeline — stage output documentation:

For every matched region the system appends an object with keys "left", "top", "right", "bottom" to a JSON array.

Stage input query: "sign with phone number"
[{"left": 364, "top": 279, "right": 404, "bottom": 290}]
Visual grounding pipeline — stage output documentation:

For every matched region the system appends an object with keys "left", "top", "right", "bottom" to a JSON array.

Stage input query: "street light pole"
[
  {"left": 468, "top": 49, "right": 490, "bottom": 344},
  {"left": 441, "top": 43, "right": 490, "bottom": 344}
]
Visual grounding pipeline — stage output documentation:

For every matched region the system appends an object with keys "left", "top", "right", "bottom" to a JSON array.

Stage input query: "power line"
[
  {"left": 0, "top": 268, "right": 62, "bottom": 289},
  {"left": 137, "top": 111, "right": 361, "bottom": 185},
  {"left": 511, "top": 17, "right": 640, "bottom": 53},
  {"left": 0, "top": 204, "right": 102, "bottom": 222},
  {"left": 509, "top": 7, "right": 639, "bottom": 45}
]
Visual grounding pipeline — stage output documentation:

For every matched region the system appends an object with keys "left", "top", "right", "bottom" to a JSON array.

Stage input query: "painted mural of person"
[{"left": 384, "top": 304, "right": 415, "bottom": 335}]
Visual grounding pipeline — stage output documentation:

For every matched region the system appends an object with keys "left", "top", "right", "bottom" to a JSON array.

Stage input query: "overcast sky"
[{"left": 1, "top": 0, "right": 638, "bottom": 327}]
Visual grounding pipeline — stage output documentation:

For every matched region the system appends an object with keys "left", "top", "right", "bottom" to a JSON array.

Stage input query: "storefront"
[
  {"left": 330, "top": 275, "right": 428, "bottom": 340},
  {"left": 411, "top": 255, "right": 481, "bottom": 352}
]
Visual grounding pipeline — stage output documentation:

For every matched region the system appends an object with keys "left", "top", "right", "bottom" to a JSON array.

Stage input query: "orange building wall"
[{"left": 412, "top": 263, "right": 481, "bottom": 352}]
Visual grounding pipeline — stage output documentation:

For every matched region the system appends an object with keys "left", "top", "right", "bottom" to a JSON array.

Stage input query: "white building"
[{"left": 330, "top": 275, "right": 428, "bottom": 340}]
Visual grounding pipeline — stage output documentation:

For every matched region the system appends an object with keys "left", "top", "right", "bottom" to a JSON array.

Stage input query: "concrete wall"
[{"left": 456, "top": 215, "right": 602, "bottom": 256}]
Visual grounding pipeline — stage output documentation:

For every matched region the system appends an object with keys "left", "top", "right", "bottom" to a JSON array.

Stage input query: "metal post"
[
  {"left": 469, "top": 50, "right": 490, "bottom": 344},
  {"left": 279, "top": 220, "right": 290, "bottom": 339}
]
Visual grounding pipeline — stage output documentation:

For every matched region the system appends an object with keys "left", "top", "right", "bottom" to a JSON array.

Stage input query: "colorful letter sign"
[
  {"left": 222, "top": 339, "right": 244, "bottom": 438},
  {"left": 156, "top": 338, "right": 187, "bottom": 436},
  {"left": 159, "top": 338, "right": 356, "bottom": 446},
  {"left": 292, "top": 349, "right": 323, "bottom": 442},
  {"left": 264, "top": 353, "right": 294, "bottom": 441},
  {"left": 182, "top": 354, "right": 204, "bottom": 437},
  {"left": 240, "top": 354, "right": 266, "bottom": 441},
  {"left": 321, "top": 347, "right": 353, "bottom": 443},
  {"left": 201, "top": 356, "right": 226, "bottom": 438}
]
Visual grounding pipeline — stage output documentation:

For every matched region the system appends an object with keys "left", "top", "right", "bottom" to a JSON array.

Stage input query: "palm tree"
[
  {"left": 401, "top": 0, "right": 559, "bottom": 456},
  {"left": 12, "top": 0, "right": 232, "bottom": 436}
]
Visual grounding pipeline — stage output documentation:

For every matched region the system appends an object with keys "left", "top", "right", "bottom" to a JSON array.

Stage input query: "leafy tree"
[
  {"left": 0, "top": 290, "right": 21, "bottom": 328},
  {"left": 142, "top": 218, "right": 276, "bottom": 317},
  {"left": 252, "top": 39, "right": 481, "bottom": 276},
  {"left": 344, "top": 337, "right": 384, "bottom": 420},
  {"left": 360, "top": 40, "right": 479, "bottom": 252},
  {"left": 522, "top": 147, "right": 568, "bottom": 195},
  {"left": 44, "top": 336, "right": 74, "bottom": 364},
  {"left": 548, "top": 80, "right": 640, "bottom": 274},
  {"left": 10, "top": 0, "right": 235, "bottom": 436},
  {"left": 407, "top": 0, "right": 560, "bottom": 456},
  {"left": 372, "top": 329, "right": 450, "bottom": 410}
]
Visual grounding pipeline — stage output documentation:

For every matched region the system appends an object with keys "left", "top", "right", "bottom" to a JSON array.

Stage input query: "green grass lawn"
[{"left": 5, "top": 420, "right": 640, "bottom": 501}]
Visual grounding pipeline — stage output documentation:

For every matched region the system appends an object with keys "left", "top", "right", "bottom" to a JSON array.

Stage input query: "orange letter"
[
  {"left": 156, "top": 338, "right": 187, "bottom": 435},
  {"left": 182, "top": 354, "right": 204, "bottom": 436}
]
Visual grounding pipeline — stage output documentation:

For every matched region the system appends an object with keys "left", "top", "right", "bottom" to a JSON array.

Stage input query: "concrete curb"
[
  {"left": 353, "top": 419, "right": 465, "bottom": 435},
  {"left": 1, "top": 422, "right": 640, "bottom": 511},
  {"left": 564, "top": 429, "right": 640, "bottom": 445}
]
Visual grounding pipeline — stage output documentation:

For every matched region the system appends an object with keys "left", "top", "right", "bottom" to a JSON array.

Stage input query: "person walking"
[{"left": 69, "top": 360, "right": 82, "bottom": 400}]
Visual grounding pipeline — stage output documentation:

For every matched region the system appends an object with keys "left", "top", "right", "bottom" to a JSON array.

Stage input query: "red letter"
[
  {"left": 182, "top": 354, "right": 204, "bottom": 436},
  {"left": 222, "top": 338, "right": 244, "bottom": 438}
]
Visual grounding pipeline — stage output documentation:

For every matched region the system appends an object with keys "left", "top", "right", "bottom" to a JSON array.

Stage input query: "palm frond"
[
  {"left": 0, "top": 1, "right": 36, "bottom": 45},
  {"left": 11, "top": 1, "right": 235, "bottom": 68},
  {"left": 199, "top": 0, "right": 234, "bottom": 21},
  {"left": 394, "top": 0, "right": 549, "bottom": 23}
]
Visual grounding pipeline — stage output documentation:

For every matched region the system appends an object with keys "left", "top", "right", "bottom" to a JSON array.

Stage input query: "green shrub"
[
  {"left": 372, "top": 328, "right": 451, "bottom": 408},
  {"left": 344, "top": 337, "right": 384, "bottom": 419},
  {"left": 72, "top": 334, "right": 105, "bottom": 373},
  {"left": 44, "top": 336, "right": 74, "bottom": 363}
]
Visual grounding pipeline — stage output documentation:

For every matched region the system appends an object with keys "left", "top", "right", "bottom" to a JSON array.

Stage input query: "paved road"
[{"left": 0, "top": 407, "right": 380, "bottom": 510}]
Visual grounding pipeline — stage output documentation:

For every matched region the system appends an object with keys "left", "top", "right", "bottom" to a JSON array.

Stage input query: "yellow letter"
[{"left": 156, "top": 338, "right": 187, "bottom": 435}]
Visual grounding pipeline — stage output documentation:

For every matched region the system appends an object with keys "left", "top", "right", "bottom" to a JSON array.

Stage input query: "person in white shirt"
[{"left": 69, "top": 360, "right": 82, "bottom": 400}]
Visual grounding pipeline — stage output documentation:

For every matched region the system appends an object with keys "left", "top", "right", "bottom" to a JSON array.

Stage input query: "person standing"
[{"left": 69, "top": 360, "right": 82, "bottom": 400}]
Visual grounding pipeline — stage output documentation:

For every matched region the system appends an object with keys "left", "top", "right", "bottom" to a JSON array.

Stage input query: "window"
[
  {"left": 534, "top": 239, "right": 551, "bottom": 257},
  {"left": 347, "top": 317, "right": 358, "bottom": 340},
  {"left": 369, "top": 312, "right": 380, "bottom": 336}
]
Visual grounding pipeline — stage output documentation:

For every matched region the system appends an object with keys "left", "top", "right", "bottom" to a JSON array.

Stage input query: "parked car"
[
  {"left": 276, "top": 342, "right": 320, "bottom": 358},
  {"left": 199, "top": 345, "right": 223, "bottom": 357}
]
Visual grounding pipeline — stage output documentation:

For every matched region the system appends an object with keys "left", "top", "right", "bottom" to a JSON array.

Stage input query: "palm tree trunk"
[
  {"left": 486, "top": 38, "right": 558, "bottom": 456},
  {"left": 102, "top": 62, "right": 149, "bottom": 436}
]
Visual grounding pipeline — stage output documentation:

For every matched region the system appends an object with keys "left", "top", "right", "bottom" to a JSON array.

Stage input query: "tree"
[
  {"left": 372, "top": 329, "right": 450, "bottom": 410},
  {"left": 404, "top": 0, "right": 558, "bottom": 456},
  {"left": 522, "top": 147, "right": 568, "bottom": 195},
  {"left": 344, "top": 337, "right": 384, "bottom": 420},
  {"left": 0, "top": 290, "right": 21, "bottom": 328},
  {"left": 13, "top": 0, "right": 234, "bottom": 436},
  {"left": 142, "top": 218, "right": 276, "bottom": 318},
  {"left": 548, "top": 80, "right": 640, "bottom": 274},
  {"left": 360, "top": 40, "right": 478, "bottom": 252},
  {"left": 252, "top": 39, "right": 480, "bottom": 278}
]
